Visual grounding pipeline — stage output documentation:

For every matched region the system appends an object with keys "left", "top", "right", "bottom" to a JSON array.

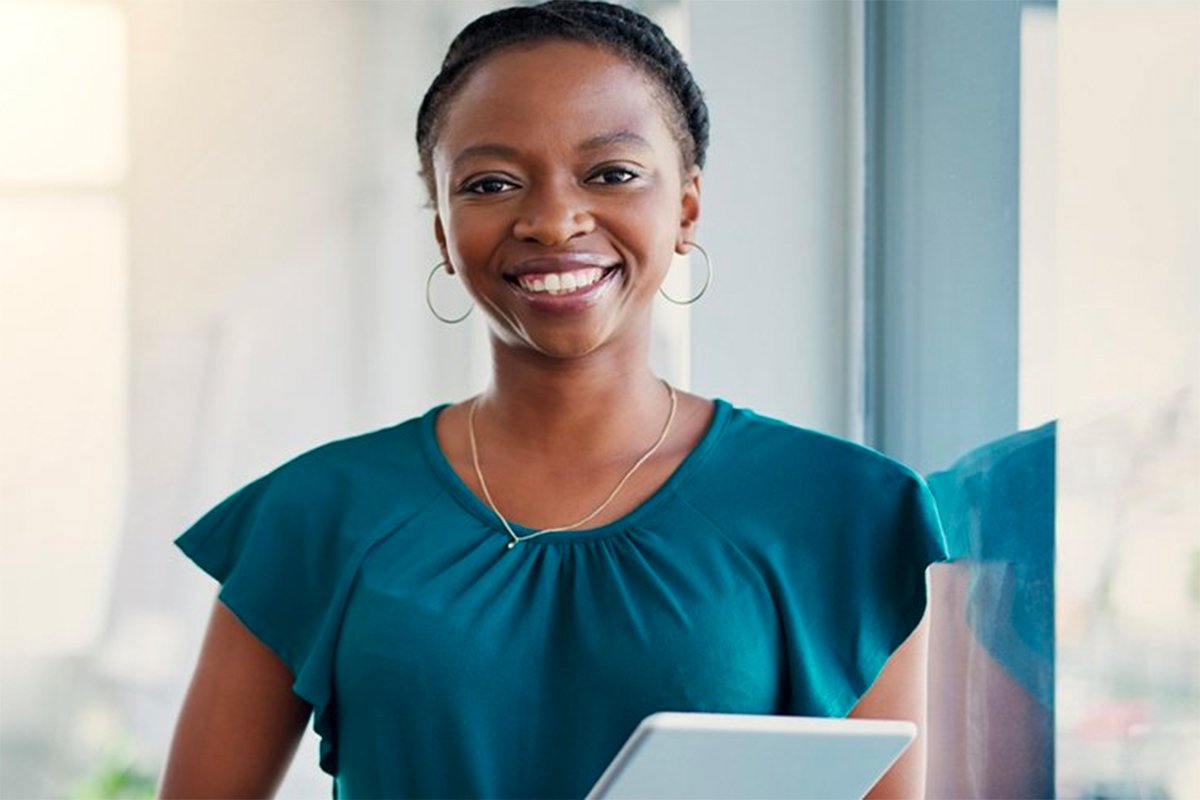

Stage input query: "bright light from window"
[
  {"left": 1019, "top": 5, "right": 1057, "bottom": 431},
  {"left": 0, "top": 1, "right": 127, "bottom": 185},
  {"left": 1053, "top": 2, "right": 1200, "bottom": 796},
  {"left": 0, "top": 0, "right": 128, "bottom": 658},
  {"left": 0, "top": 196, "right": 128, "bottom": 657}
]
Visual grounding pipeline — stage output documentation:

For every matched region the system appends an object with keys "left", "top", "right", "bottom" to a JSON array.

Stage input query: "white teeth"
[{"left": 516, "top": 267, "right": 607, "bottom": 295}]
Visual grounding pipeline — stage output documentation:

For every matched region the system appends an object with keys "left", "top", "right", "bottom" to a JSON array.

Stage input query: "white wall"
[{"left": 688, "top": 0, "right": 857, "bottom": 437}]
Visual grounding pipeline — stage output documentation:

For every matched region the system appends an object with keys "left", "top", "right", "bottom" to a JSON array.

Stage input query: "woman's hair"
[{"left": 415, "top": 0, "right": 709, "bottom": 203}]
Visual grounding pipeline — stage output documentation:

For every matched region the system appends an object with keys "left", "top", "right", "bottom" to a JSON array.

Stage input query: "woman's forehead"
[{"left": 434, "top": 40, "right": 676, "bottom": 163}]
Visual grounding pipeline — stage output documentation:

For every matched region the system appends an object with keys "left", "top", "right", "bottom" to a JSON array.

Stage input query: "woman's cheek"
[{"left": 446, "top": 211, "right": 504, "bottom": 264}]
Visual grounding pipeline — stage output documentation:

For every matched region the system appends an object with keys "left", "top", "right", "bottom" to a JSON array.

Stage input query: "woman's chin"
[
  {"left": 526, "top": 332, "right": 610, "bottom": 361},
  {"left": 485, "top": 302, "right": 648, "bottom": 363},
  {"left": 503, "top": 322, "right": 623, "bottom": 362}
]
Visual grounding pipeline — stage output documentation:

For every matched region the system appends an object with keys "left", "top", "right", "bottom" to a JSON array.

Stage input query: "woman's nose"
[{"left": 511, "top": 184, "right": 595, "bottom": 245}]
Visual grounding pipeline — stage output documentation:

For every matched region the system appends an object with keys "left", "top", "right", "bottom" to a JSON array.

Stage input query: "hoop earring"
[
  {"left": 658, "top": 241, "right": 713, "bottom": 306},
  {"left": 426, "top": 261, "right": 474, "bottom": 324}
]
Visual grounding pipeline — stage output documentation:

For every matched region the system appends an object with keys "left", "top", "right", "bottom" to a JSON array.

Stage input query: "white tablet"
[{"left": 585, "top": 712, "right": 916, "bottom": 800}]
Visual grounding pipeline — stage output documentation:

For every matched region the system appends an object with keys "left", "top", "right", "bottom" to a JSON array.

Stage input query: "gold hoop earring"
[
  {"left": 658, "top": 241, "right": 713, "bottom": 305},
  {"left": 425, "top": 261, "right": 474, "bottom": 324}
]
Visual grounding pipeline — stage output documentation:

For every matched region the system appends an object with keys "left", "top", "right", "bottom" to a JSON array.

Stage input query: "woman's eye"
[
  {"left": 463, "top": 177, "right": 517, "bottom": 195},
  {"left": 588, "top": 168, "right": 639, "bottom": 186}
]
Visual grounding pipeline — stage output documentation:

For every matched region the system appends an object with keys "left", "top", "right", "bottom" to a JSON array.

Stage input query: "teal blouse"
[{"left": 175, "top": 398, "right": 947, "bottom": 799}]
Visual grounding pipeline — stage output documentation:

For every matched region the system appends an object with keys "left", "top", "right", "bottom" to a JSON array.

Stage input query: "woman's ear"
[
  {"left": 676, "top": 166, "right": 702, "bottom": 254},
  {"left": 433, "top": 214, "right": 453, "bottom": 274}
]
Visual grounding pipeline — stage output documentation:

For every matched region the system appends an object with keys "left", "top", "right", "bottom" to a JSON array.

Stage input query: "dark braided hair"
[{"left": 415, "top": 0, "right": 709, "bottom": 204}]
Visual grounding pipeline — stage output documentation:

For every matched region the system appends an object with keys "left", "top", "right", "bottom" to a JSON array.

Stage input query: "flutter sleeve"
[
  {"left": 781, "top": 465, "right": 949, "bottom": 718},
  {"left": 174, "top": 458, "right": 355, "bottom": 777}
]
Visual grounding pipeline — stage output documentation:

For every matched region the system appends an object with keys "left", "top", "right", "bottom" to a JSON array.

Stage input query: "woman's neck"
[{"left": 475, "top": 338, "right": 671, "bottom": 461}]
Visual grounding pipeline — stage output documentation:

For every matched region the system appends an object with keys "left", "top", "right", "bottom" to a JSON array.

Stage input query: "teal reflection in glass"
[{"left": 925, "top": 422, "right": 1056, "bottom": 798}]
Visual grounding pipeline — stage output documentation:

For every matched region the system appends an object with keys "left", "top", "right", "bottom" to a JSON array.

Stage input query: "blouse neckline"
[{"left": 418, "top": 396, "right": 734, "bottom": 544}]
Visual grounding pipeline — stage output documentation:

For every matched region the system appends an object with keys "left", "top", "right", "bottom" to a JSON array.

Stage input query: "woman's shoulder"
[
  {"left": 684, "top": 397, "right": 947, "bottom": 569},
  {"left": 713, "top": 398, "right": 925, "bottom": 489},
  {"left": 176, "top": 406, "right": 450, "bottom": 575}
]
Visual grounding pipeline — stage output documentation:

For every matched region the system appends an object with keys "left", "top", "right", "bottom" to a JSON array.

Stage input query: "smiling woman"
[{"left": 159, "top": 2, "right": 945, "bottom": 799}]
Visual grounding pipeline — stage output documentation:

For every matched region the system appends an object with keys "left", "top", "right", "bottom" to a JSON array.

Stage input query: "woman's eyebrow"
[
  {"left": 578, "top": 131, "right": 651, "bottom": 151},
  {"left": 451, "top": 131, "right": 650, "bottom": 171},
  {"left": 452, "top": 143, "right": 520, "bottom": 171}
]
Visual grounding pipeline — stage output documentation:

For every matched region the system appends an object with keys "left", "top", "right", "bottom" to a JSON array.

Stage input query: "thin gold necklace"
[{"left": 468, "top": 379, "right": 678, "bottom": 550}]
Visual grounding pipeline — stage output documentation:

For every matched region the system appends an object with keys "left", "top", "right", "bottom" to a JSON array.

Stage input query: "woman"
[{"left": 160, "top": 2, "right": 945, "bottom": 798}]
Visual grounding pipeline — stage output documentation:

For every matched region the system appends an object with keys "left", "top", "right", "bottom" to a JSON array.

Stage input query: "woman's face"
[{"left": 431, "top": 39, "right": 701, "bottom": 361}]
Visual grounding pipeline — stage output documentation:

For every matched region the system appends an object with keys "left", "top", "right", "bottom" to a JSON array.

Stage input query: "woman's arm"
[
  {"left": 848, "top": 608, "right": 930, "bottom": 799},
  {"left": 159, "top": 599, "right": 312, "bottom": 799}
]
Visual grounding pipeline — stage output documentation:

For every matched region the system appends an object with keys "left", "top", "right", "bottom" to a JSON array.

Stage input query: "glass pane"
[{"left": 0, "top": 1, "right": 127, "bottom": 185}]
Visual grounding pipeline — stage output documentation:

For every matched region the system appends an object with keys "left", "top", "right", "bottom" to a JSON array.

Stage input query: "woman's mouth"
[
  {"left": 504, "top": 264, "right": 622, "bottom": 311},
  {"left": 511, "top": 266, "right": 614, "bottom": 295}
]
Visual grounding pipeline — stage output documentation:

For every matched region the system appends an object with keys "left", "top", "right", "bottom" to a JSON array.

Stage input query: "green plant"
[{"left": 68, "top": 750, "right": 157, "bottom": 800}]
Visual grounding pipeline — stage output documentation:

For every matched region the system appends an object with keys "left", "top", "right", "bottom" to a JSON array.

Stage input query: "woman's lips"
[
  {"left": 505, "top": 264, "right": 622, "bottom": 312},
  {"left": 501, "top": 252, "right": 623, "bottom": 312}
]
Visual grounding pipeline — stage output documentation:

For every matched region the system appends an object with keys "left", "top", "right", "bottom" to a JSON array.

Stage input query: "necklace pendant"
[{"left": 507, "top": 540, "right": 518, "bottom": 550}]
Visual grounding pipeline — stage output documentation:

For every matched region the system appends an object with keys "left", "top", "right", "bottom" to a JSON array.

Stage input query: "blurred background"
[{"left": 0, "top": 0, "right": 1195, "bottom": 797}]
